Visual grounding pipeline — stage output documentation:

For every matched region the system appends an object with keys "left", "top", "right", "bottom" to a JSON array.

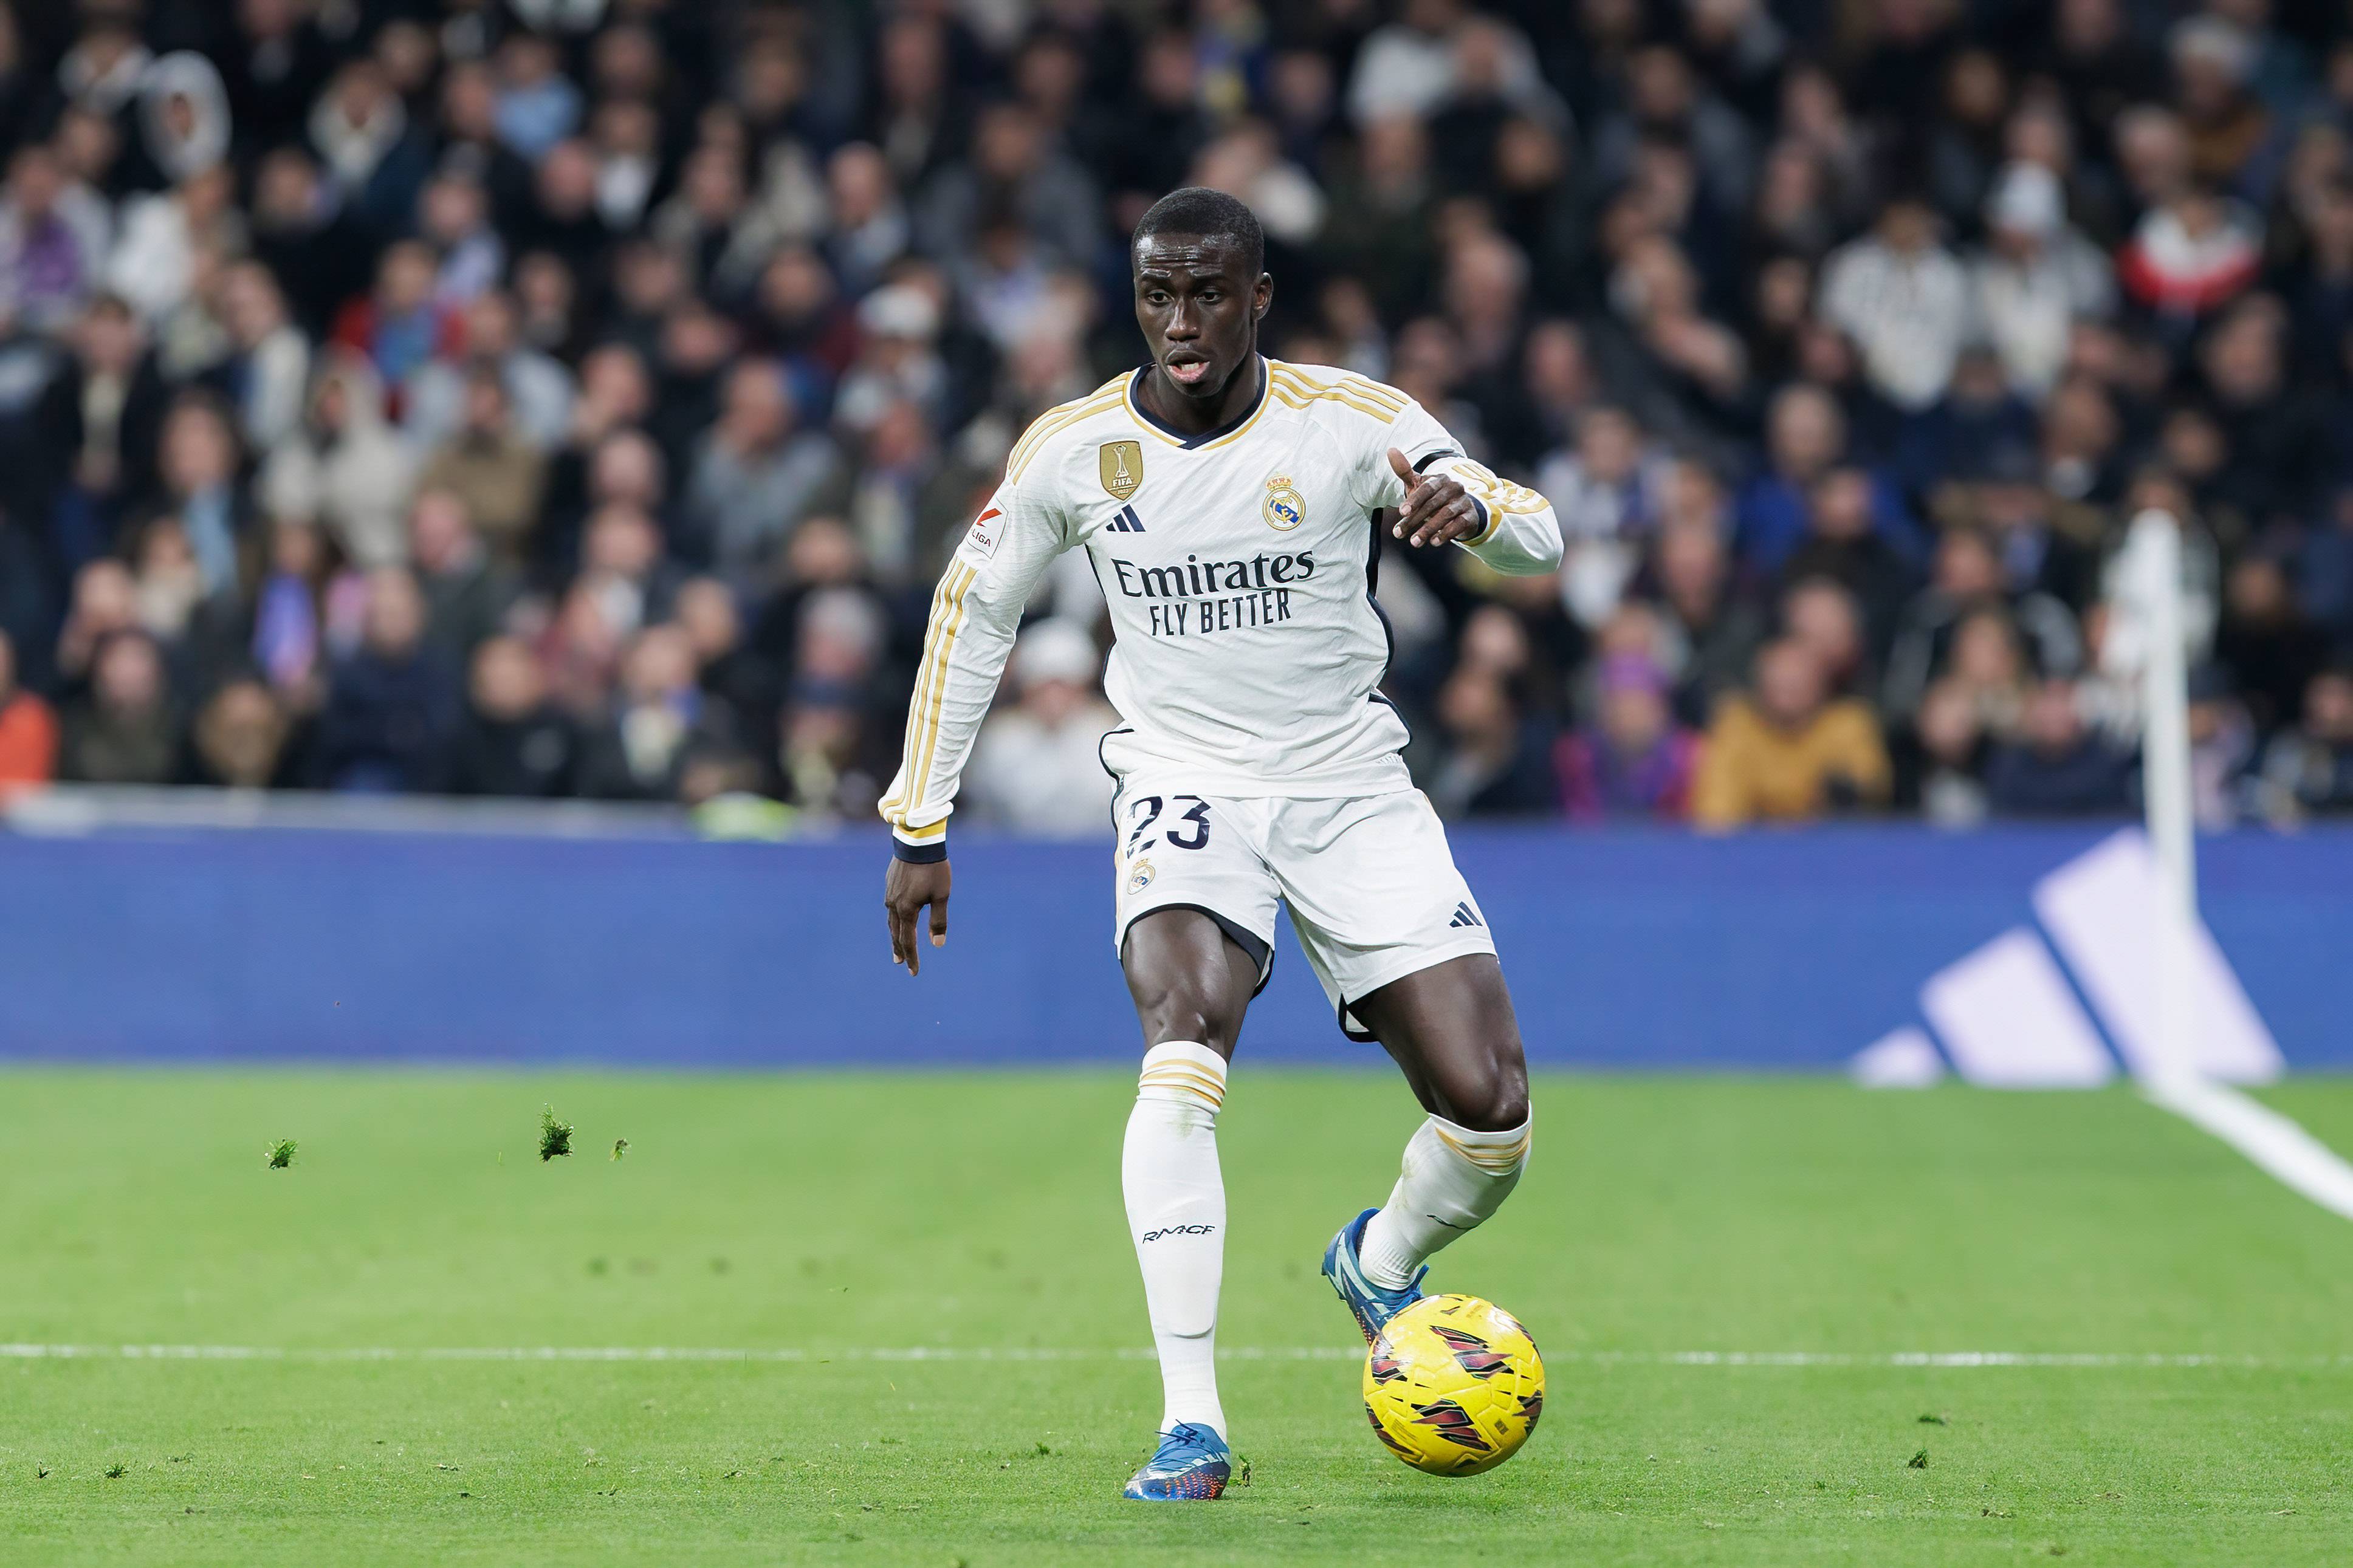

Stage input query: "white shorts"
[{"left": 1110, "top": 785, "right": 1498, "bottom": 1041}]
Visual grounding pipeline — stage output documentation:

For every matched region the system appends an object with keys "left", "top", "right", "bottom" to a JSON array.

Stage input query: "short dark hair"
[{"left": 1132, "top": 187, "right": 1265, "bottom": 276}]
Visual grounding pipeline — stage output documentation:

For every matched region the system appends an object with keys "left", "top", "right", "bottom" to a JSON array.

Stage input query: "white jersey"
[{"left": 881, "top": 357, "right": 1563, "bottom": 854}]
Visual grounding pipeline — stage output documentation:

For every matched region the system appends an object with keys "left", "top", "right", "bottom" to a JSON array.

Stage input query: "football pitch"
[{"left": 4, "top": 1069, "right": 2350, "bottom": 1567}]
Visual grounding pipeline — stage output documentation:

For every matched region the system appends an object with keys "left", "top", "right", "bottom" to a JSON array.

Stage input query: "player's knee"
[
  {"left": 1158, "top": 1002, "right": 1245, "bottom": 1056},
  {"left": 1446, "top": 1060, "right": 1529, "bottom": 1132},
  {"left": 1132, "top": 978, "right": 1244, "bottom": 1056}
]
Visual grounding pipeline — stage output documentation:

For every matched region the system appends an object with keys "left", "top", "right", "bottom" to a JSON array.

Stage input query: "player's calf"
[
  {"left": 1359, "top": 1110, "right": 1531, "bottom": 1288},
  {"left": 1323, "top": 1109, "right": 1531, "bottom": 1341}
]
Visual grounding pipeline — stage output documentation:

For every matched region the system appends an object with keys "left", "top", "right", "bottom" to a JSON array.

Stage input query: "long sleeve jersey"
[{"left": 880, "top": 357, "right": 1564, "bottom": 858}]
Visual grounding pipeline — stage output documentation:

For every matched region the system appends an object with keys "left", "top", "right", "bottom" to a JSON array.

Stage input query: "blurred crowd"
[{"left": 1, "top": 0, "right": 2352, "bottom": 835}]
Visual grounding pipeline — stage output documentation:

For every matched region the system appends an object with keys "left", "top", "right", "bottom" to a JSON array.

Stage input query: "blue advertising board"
[{"left": 0, "top": 824, "right": 2344, "bottom": 1069}]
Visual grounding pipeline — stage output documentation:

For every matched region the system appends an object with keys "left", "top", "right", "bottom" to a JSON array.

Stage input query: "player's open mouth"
[{"left": 1164, "top": 355, "right": 1212, "bottom": 386}]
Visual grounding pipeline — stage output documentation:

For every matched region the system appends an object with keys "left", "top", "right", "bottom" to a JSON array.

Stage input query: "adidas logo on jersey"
[
  {"left": 1105, "top": 505, "right": 1146, "bottom": 533},
  {"left": 1448, "top": 902, "right": 1484, "bottom": 929}
]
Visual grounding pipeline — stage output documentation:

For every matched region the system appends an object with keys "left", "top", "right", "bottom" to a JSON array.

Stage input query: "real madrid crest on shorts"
[
  {"left": 1263, "top": 473, "right": 1305, "bottom": 532},
  {"left": 1100, "top": 440, "right": 1143, "bottom": 501},
  {"left": 1126, "top": 858, "right": 1156, "bottom": 894}
]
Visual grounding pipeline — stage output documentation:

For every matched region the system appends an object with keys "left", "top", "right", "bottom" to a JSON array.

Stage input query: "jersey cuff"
[
  {"left": 891, "top": 821, "right": 948, "bottom": 862},
  {"left": 1463, "top": 495, "right": 1498, "bottom": 546}
]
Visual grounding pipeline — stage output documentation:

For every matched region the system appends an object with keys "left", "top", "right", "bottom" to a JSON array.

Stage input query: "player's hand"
[
  {"left": 1387, "top": 448, "right": 1485, "bottom": 549},
  {"left": 884, "top": 856, "right": 952, "bottom": 976}
]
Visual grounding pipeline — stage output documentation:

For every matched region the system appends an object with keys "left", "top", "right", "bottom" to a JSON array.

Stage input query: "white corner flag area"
[{"left": 1852, "top": 511, "right": 2353, "bottom": 1224}]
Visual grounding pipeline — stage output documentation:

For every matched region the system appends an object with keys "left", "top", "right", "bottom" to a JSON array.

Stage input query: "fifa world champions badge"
[{"left": 1101, "top": 440, "right": 1143, "bottom": 501}]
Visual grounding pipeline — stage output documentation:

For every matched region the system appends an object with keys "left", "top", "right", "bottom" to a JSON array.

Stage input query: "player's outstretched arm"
[
  {"left": 874, "top": 465, "right": 1073, "bottom": 972},
  {"left": 884, "top": 856, "right": 950, "bottom": 976},
  {"left": 1383, "top": 447, "right": 1563, "bottom": 576},
  {"left": 1386, "top": 447, "right": 1486, "bottom": 549}
]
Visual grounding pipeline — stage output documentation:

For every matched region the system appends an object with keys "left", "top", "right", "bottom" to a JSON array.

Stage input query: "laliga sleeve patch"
[{"left": 960, "top": 505, "right": 1003, "bottom": 561}]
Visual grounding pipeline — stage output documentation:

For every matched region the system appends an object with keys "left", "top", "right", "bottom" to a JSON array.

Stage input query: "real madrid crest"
[
  {"left": 1100, "top": 440, "right": 1143, "bottom": 501},
  {"left": 1262, "top": 473, "right": 1305, "bottom": 532},
  {"left": 1126, "top": 858, "right": 1156, "bottom": 894}
]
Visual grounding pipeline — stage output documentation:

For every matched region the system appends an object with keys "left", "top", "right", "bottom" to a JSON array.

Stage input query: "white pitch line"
[
  {"left": 2142, "top": 1074, "right": 2353, "bottom": 1222},
  {"left": 2, "top": 1344, "right": 2346, "bottom": 1369}
]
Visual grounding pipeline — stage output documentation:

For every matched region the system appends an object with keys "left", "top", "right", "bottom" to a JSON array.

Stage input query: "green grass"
[{"left": 2, "top": 1069, "right": 2351, "bottom": 1566}]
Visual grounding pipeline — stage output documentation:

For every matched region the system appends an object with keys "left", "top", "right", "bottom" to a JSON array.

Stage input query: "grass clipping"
[
  {"left": 265, "top": 1138, "right": 297, "bottom": 1169},
  {"left": 539, "top": 1108, "right": 574, "bottom": 1162}
]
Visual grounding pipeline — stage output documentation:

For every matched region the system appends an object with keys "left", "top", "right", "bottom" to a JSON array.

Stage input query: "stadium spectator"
[
  {"left": 2216, "top": 553, "right": 2331, "bottom": 738},
  {"left": 259, "top": 350, "right": 411, "bottom": 569},
  {"left": 1894, "top": 677, "right": 1993, "bottom": 828},
  {"left": 247, "top": 148, "right": 370, "bottom": 337},
  {"left": 688, "top": 358, "right": 839, "bottom": 584},
  {"left": 966, "top": 620, "right": 1119, "bottom": 837},
  {"left": 150, "top": 393, "right": 250, "bottom": 600},
  {"left": 1780, "top": 473, "right": 1918, "bottom": 655},
  {"left": 0, "top": 626, "right": 55, "bottom": 792},
  {"left": 1554, "top": 653, "right": 1698, "bottom": 823},
  {"left": 308, "top": 58, "right": 428, "bottom": 232},
  {"left": 1736, "top": 383, "right": 1847, "bottom": 575},
  {"left": 1939, "top": 609, "right": 2036, "bottom": 743},
  {"left": 106, "top": 162, "right": 236, "bottom": 327},
  {"left": 416, "top": 369, "right": 546, "bottom": 567},
  {"left": 1779, "top": 575, "right": 1875, "bottom": 704},
  {"left": 58, "top": 630, "right": 176, "bottom": 785},
  {"left": 1536, "top": 404, "right": 1657, "bottom": 629},
  {"left": 449, "top": 634, "right": 575, "bottom": 799},
  {"left": 406, "top": 289, "right": 574, "bottom": 454},
  {"left": 408, "top": 488, "right": 515, "bottom": 668},
  {"left": 0, "top": 144, "right": 108, "bottom": 332},
  {"left": 188, "top": 677, "right": 290, "bottom": 790},
  {"left": 215, "top": 261, "right": 311, "bottom": 454},
  {"left": 1691, "top": 638, "right": 1891, "bottom": 828},
  {"left": 1817, "top": 194, "right": 1970, "bottom": 413},
  {"left": 332, "top": 239, "right": 445, "bottom": 396},
  {"left": 2256, "top": 666, "right": 2353, "bottom": 820},
  {"left": 2117, "top": 183, "right": 2263, "bottom": 315},
  {"left": 247, "top": 516, "right": 334, "bottom": 711},
  {"left": 1428, "top": 651, "right": 1558, "bottom": 819},
  {"left": 35, "top": 293, "right": 169, "bottom": 569},
  {"left": 1644, "top": 518, "right": 1759, "bottom": 727},
  {"left": 673, "top": 576, "right": 774, "bottom": 759},
  {"left": 1971, "top": 162, "right": 2117, "bottom": 399},
  {"left": 2188, "top": 662, "right": 2258, "bottom": 827},
  {"left": 579, "top": 622, "right": 723, "bottom": 801},
  {"left": 1985, "top": 677, "right": 2137, "bottom": 817},
  {"left": 315, "top": 567, "right": 458, "bottom": 793},
  {"left": 777, "top": 585, "right": 892, "bottom": 820}
]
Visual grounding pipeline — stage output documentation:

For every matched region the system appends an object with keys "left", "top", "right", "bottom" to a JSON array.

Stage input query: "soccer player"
[{"left": 878, "top": 188, "right": 1561, "bottom": 1500}]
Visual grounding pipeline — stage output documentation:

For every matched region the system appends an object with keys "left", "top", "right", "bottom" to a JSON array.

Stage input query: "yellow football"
[{"left": 1362, "top": 1293, "right": 1545, "bottom": 1476}]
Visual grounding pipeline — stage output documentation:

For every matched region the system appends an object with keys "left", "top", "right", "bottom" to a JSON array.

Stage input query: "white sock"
[
  {"left": 1123, "top": 1040, "right": 1228, "bottom": 1439},
  {"left": 1359, "top": 1112, "right": 1531, "bottom": 1292}
]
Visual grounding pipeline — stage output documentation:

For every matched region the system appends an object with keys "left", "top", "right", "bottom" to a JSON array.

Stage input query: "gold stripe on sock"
[
  {"left": 1139, "top": 1067, "right": 1226, "bottom": 1106},
  {"left": 1433, "top": 1125, "right": 1528, "bottom": 1174}
]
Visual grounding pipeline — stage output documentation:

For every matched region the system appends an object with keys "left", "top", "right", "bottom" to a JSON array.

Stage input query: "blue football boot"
[
  {"left": 1322, "top": 1207, "right": 1427, "bottom": 1344},
  {"left": 1122, "top": 1422, "right": 1231, "bottom": 1501}
]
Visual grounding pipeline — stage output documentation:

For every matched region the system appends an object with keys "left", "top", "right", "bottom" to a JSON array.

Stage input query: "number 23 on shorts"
[{"left": 1125, "top": 794, "right": 1213, "bottom": 856}]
